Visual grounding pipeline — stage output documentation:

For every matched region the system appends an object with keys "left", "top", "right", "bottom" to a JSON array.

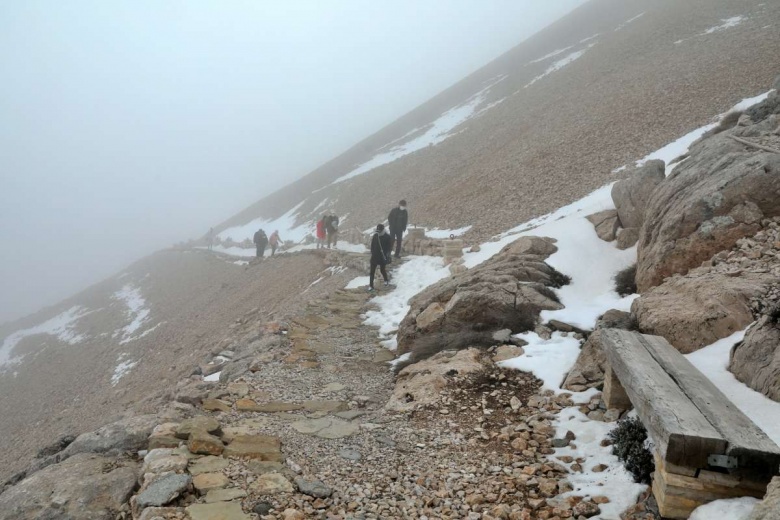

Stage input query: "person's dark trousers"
[
  {"left": 256, "top": 246, "right": 265, "bottom": 257},
  {"left": 369, "top": 260, "right": 388, "bottom": 288},
  {"left": 271, "top": 245, "right": 277, "bottom": 256},
  {"left": 391, "top": 230, "right": 403, "bottom": 257}
]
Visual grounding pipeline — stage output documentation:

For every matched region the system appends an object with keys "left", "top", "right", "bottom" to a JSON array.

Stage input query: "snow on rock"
[
  {"left": 422, "top": 226, "right": 472, "bottom": 239},
  {"left": 687, "top": 328, "right": 780, "bottom": 446},
  {"left": 204, "top": 371, "right": 221, "bottom": 382},
  {"left": 525, "top": 43, "right": 596, "bottom": 89},
  {"left": 363, "top": 256, "right": 450, "bottom": 350},
  {"left": 689, "top": 497, "right": 759, "bottom": 520},
  {"left": 552, "top": 408, "right": 648, "bottom": 519},
  {"left": 111, "top": 354, "right": 138, "bottom": 386},
  {"left": 499, "top": 332, "right": 586, "bottom": 394},
  {"left": 113, "top": 284, "right": 153, "bottom": 344},
  {"left": 0, "top": 306, "right": 90, "bottom": 369},
  {"left": 333, "top": 76, "right": 506, "bottom": 184},
  {"left": 346, "top": 276, "right": 370, "bottom": 289}
]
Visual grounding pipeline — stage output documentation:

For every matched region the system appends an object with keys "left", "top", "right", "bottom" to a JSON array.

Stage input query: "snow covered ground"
[
  {"left": 0, "top": 305, "right": 90, "bottom": 369},
  {"left": 111, "top": 353, "right": 138, "bottom": 386},
  {"left": 113, "top": 284, "right": 154, "bottom": 344},
  {"left": 525, "top": 43, "right": 596, "bottom": 89},
  {"left": 422, "top": 226, "right": 472, "bottom": 239},
  {"left": 333, "top": 75, "right": 506, "bottom": 184}
]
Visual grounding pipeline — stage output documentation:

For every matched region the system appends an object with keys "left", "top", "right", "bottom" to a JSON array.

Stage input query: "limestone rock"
[
  {"left": 186, "top": 502, "right": 251, "bottom": 520},
  {"left": 188, "top": 431, "right": 225, "bottom": 456},
  {"left": 611, "top": 159, "right": 665, "bottom": 230},
  {"left": 386, "top": 348, "right": 488, "bottom": 412},
  {"left": 142, "top": 449, "right": 188, "bottom": 475},
  {"left": 415, "top": 302, "right": 445, "bottom": 331},
  {"left": 227, "top": 382, "right": 250, "bottom": 397},
  {"left": 193, "top": 472, "right": 229, "bottom": 494},
  {"left": 636, "top": 137, "right": 780, "bottom": 290},
  {"left": 61, "top": 414, "right": 158, "bottom": 459},
  {"left": 202, "top": 398, "right": 231, "bottom": 412},
  {"left": 492, "top": 344, "right": 524, "bottom": 362},
  {"left": 729, "top": 308, "right": 780, "bottom": 401},
  {"left": 175, "top": 381, "right": 214, "bottom": 406},
  {"left": 148, "top": 422, "right": 181, "bottom": 450},
  {"left": 291, "top": 417, "right": 359, "bottom": 439},
  {"left": 0, "top": 453, "right": 137, "bottom": 520},
  {"left": 294, "top": 476, "right": 333, "bottom": 498},
  {"left": 137, "top": 473, "right": 192, "bottom": 507},
  {"left": 562, "top": 330, "right": 607, "bottom": 391},
  {"left": 204, "top": 487, "right": 247, "bottom": 503},
  {"left": 176, "top": 416, "right": 221, "bottom": 439},
  {"left": 247, "top": 460, "right": 286, "bottom": 475},
  {"left": 189, "top": 455, "right": 230, "bottom": 475},
  {"left": 596, "top": 309, "right": 636, "bottom": 331},
  {"left": 586, "top": 209, "right": 621, "bottom": 242},
  {"left": 748, "top": 476, "right": 780, "bottom": 520},
  {"left": 252, "top": 472, "right": 294, "bottom": 494},
  {"left": 633, "top": 268, "right": 770, "bottom": 353},
  {"left": 616, "top": 226, "right": 640, "bottom": 249},
  {"left": 223, "top": 434, "right": 283, "bottom": 460}
]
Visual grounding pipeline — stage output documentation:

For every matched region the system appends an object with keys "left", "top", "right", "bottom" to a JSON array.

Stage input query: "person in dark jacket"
[
  {"left": 253, "top": 229, "right": 268, "bottom": 258},
  {"left": 369, "top": 224, "right": 392, "bottom": 291},
  {"left": 387, "top": 199, "right": 408, "bottom": 258},
  {"left": 326, "top": 213, "right": 340, "bottom": 249}
]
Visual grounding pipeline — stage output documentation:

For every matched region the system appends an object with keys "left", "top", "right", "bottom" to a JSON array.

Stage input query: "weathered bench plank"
[
  {"left": 600, "top": 329, "right": 727, "bottom": 468},
  {"left": 637, "top": 333, "right": 780, "bottom": 475}
]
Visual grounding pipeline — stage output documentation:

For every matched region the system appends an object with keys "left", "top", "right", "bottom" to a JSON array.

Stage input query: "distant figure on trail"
[
  {"left": 253, "top": 229, "right": 268, "bottom": 258},
  {"left": 206, "top": 227, "right": 214, "bottom": 251},
  {"left": 387, "top": 199, "right": 408, "bottom": 259},
  {"left": 369, "top": 224, "right": 392, "bottom": 292},
  {"left": 316, "top": 216, "right": 326, "bottom": 249},
  {"left": 269, "top": 230, "right": 282, "bottom": 256},
  {"left": 326, "top": 213, "right": 340, "bottom": 249}
]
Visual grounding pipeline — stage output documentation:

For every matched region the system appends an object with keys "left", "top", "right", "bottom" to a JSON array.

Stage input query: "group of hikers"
[
  {"left": 242, "top": 200, "right": 409, "bottom": 292},
  {"left": 252, "top": 229, "right": 283, "bottom": 257}
]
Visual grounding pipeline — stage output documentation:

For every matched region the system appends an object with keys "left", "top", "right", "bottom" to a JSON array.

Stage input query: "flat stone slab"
[
  {"left": 148, "top": 423, "right": 181, "bottom": 450},
  {"left": 204, "top": 487, "right": 247, "bottom": 503},
  {"left": 252, "top": 472, "right": 294, "bottom": 495},
  {"left": 294, "top": 477, "right": 333, "bottom": 498},
  {"left": 339, "top": 448, "right": 362, "bottom": 461},
  {"left": 291, "top": 417, "right": 359, "bottom": 439},
  {"left": 302, "top": 400, "right": 348, "bottom": 413},
  {"left": 186, "top": 502, "right": 251, "bottom": 520},
  {"left": 192, "top": 472, "right": 229, "bottom": 494},
  {"left": 137, "top": 473, "right": 192, "bottom": 507},
  {"left": 223, "top": 435, "right": 283, "bottom": 461},
  {"left": 334, "top": 410, "right": 365, "bottom": 420},
  {"left": 188, "top": 431, "right": 224, "bottom": 456},
  {"left": 188, "top": 455, "right": 229, "bottom": 475},
  {"left": 226, "top": 382, "right": 250, "bottom": 397},
  {"left": 322, "top": 382, "right": 346, "bottom": 393},
  {"left": 202, "top": 398, "right": 231, "bottom": 412},
  {"left": 176, "top": 417, "right": 221, "bottom": 439},
  {"left": 247, "top": 460, "right": 286, "bottom": 475},
  {"left": 236, "top": 399, "right": 303, "bottom": 413}
]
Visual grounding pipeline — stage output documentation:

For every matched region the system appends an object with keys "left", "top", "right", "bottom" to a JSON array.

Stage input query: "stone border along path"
[{"left": 130, "top": 260, "right": 624, "bottom": 520}]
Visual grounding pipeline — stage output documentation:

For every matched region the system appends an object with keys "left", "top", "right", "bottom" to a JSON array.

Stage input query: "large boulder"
[
  {"left": 586, "top": 210, "right": 621, "bottom": 242},
  {"left": 632, "top": 268, "right": 770, "bottom": 353},
  {"left": 748, "top": 476, "right": 780, "bottom": 520},
  {"left": 386, "top": 348, "right": 488, "bottom": 412},
  {"left": 62, "top": 414, "right": 159, "bottom": 458},
  {"left": 0, "top": 453, "right": 138, "bottom": 520},
  {"left": 729, "top": 302, "right": 780, "bottom": 402},
  {"left": 561, "top": 330, "right": 607, "bottom": 392},
  {"left": 611, "top": 159, "right": 666, "bottom": 230},
  {"left": 636, "top": 133, "right": 780, "bottom": 291},
  {"left": 396, "top": 236, "right": 566, "bottom": 354}
]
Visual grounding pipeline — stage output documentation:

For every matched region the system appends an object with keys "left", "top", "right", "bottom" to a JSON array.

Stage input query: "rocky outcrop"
[
  {"left": 0, "top": 453, "right": 138, "bottom": 520},
  {"left": 396, "top": 236, "right": 567, "bottom": 354},
  {"left": 730, "top": 298, "right": 780, "bottom": 402},
  {"left": 386, "top": 348, "right": 488, "bottom": 412},
  {"left": 748, "top": 476, "right": 780, "bottom": 520},
  {"left": 561, "top": 330, "right": 607, "bottom": 392},
  {"left": 611, "top": 160, "right": 665, "bottom": 248},
  {"left": 636, "top": 111, "right": 780, "bottom": 291},
  {"left": 586, "top": 210, "right": 621, "bottom": 242},
  {"left": 633, "top": 268, "right": 769, "bottom": 353}
]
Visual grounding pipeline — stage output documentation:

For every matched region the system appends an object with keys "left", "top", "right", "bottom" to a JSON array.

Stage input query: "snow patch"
[
  {"left": 690, "top": 497, "right": 758, "bottom": 520},
  {"left": 363, "top": 256, "right": 450, "bottom": 349},
  {"left": 111, "top": 354, "right": 138, "bottom": 386},
  {"left": 333, "top": 76, "right": 506, "bottom": 184},
  {"left": 204, "top": 371, "right": 221, "bottom": 382},
  {"left": 113, "top": 284, "right": 153, "bottom": 344},
  {"left": 528, "top": 46, "right": 574, "bottom": 64},
  {"left": 218, "top": 200, "right": 310, "bottom": 244},
  {"left": 346, "top": 276, "right": 370, "bottom": 289},
  {"left": 422, "top": 226, "right": 472, "bottom": 239},
  {"left": 499, "top": 332, "right": 587, "bottom": 394},
  {"left": 525, "top": 44, "right": 596, "bottom": 89},
  {"left": 614, "top": 12, "right": 645, "bottom": 31},
  {"left": 704, "top": 16, "right": 746, "bottom": 34},
  {"left": 0, "top": 306, "right": 90, "bottom": 368}
]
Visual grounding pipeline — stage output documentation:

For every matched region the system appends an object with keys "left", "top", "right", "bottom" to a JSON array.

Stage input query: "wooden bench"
[{"left": 600, "top": 329, "right": 780, "bottom": 519}]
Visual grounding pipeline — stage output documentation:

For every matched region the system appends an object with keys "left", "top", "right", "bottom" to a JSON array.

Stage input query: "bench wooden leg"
[
  {"left": 603, "top": 363, "right": 632, "bottom": 410},
  {"left": 652, "top": 451, "right": 768, "bottom": 519}
]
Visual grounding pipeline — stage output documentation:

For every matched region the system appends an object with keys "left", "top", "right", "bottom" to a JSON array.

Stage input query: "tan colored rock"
[
  {"left": 611, "top": 160, "right": 665, "bottom": 230},
  {"left": 148, "top": 423, "right": 181, "bottom": 450},
  {"left": 186, "top": 502, "right": 251, "bottom": 520},
  {"left": 586, "top": 209, "right": 621, "bottom": 242},
  {"left": 226, "top": 382, "right": 250, "bottom": 397},
  {"left": 633, "top": 268, "right": 769, "bottom": 353},
  {"left": 616, "top": 227, "right": 640, "bottom": 249},
  {"left": 748, "top": 476, "right": 780, "bottom": 520},
  {"left": 729, "top": 309, "right": 780, "bottom": 401},
  {"left": 235, "top": 399, "right": 303, "bottom": 412},
  {"left": 187, "top": 431, "right": 224, "bottom": 456},
  {"left": 192, "top": 472, "right": 229, "bottom": 494},
  {"left": 223, "top": 434, "right": 282, "bottom": 461},
  {"left": 252, "top": 472, "right": 294, "bottom": 494},
  {"left": 562, "top": 331, "right": 607, "bottom": 391},
  {"left": 499, "top": 236, "right": 558, "bottom": 257},
  {"left": 415, "top": 302, "right": 445, "bottom": 331},
  {"left": 492, "top": 344, "right": 524, "bottom": 362},
  {"left": 139, "top": 508, "right": 185, "bottom": 520},
  {"left": 188, "top": 455, "right": 229, "bottom": 475},
  {"left": 282, "top": 509, "right": 305, "bottom": 520},
  {"left": 175, "top": 416, "right": 221, "bottom": 439},
  {"left": 386, "top": 348, "right": 488, "bottom": 412},
  {"left": 204, "top": 487, "right": 247, "bottom": 503},
  {"left": 202, "top": 398, "right": 231, "bottom": 412}
]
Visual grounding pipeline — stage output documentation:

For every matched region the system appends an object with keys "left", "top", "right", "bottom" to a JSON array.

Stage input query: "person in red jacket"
[
  {"left": 315, "top": 216, "right": 326, "bottom": 249},
  {"left": 269, "top": 230, "right": 282, "bottom": 256}
]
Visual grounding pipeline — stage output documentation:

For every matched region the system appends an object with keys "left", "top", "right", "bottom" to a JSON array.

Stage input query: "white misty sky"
[{"left": 0, "top": 0, "right": 585, "bottom": 323}]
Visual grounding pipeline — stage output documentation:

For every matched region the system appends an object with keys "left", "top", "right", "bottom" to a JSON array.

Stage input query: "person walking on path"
[
  {"left": 316, "top": 216, "right": 326, "bottom": 249},
  {"left": 387, "top": 199, "right": 408, "bottom": 258},
  {"left": 206, "top": 227, "right": 215, "bottom": 251},
  {"left": 326, "top": 213, "right": 340, "bottom": 249},
  {"left": 253, "top": 229, "right": 268, "bottom": 258},
  {"left": 369, "top": 223, "right": 392, "bottom": 292},
  {"left": 269, "top": 230, "right": 282, "bottom": 256}
]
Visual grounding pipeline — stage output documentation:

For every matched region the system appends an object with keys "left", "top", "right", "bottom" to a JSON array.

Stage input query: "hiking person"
[
  {"left": 316, "top": 216, "right": 326, "bottom": 249},
  {"left": 387, "top": 199, "right": 408, "bottom": 258},
  {"left": 326, "top": 213, "right": 340, "bottom": 249},
  {"left": 269, "top": 230, "right": 282, "bottom": 256},
  {"left": 253, "top": 228, "right": 268, "bottom": 258},
  {"left": 206, "top": 227, "right": 214, "bottom": 251},
  {"left": 369, "top": 223, "right": 392, "bottom": 292}
]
